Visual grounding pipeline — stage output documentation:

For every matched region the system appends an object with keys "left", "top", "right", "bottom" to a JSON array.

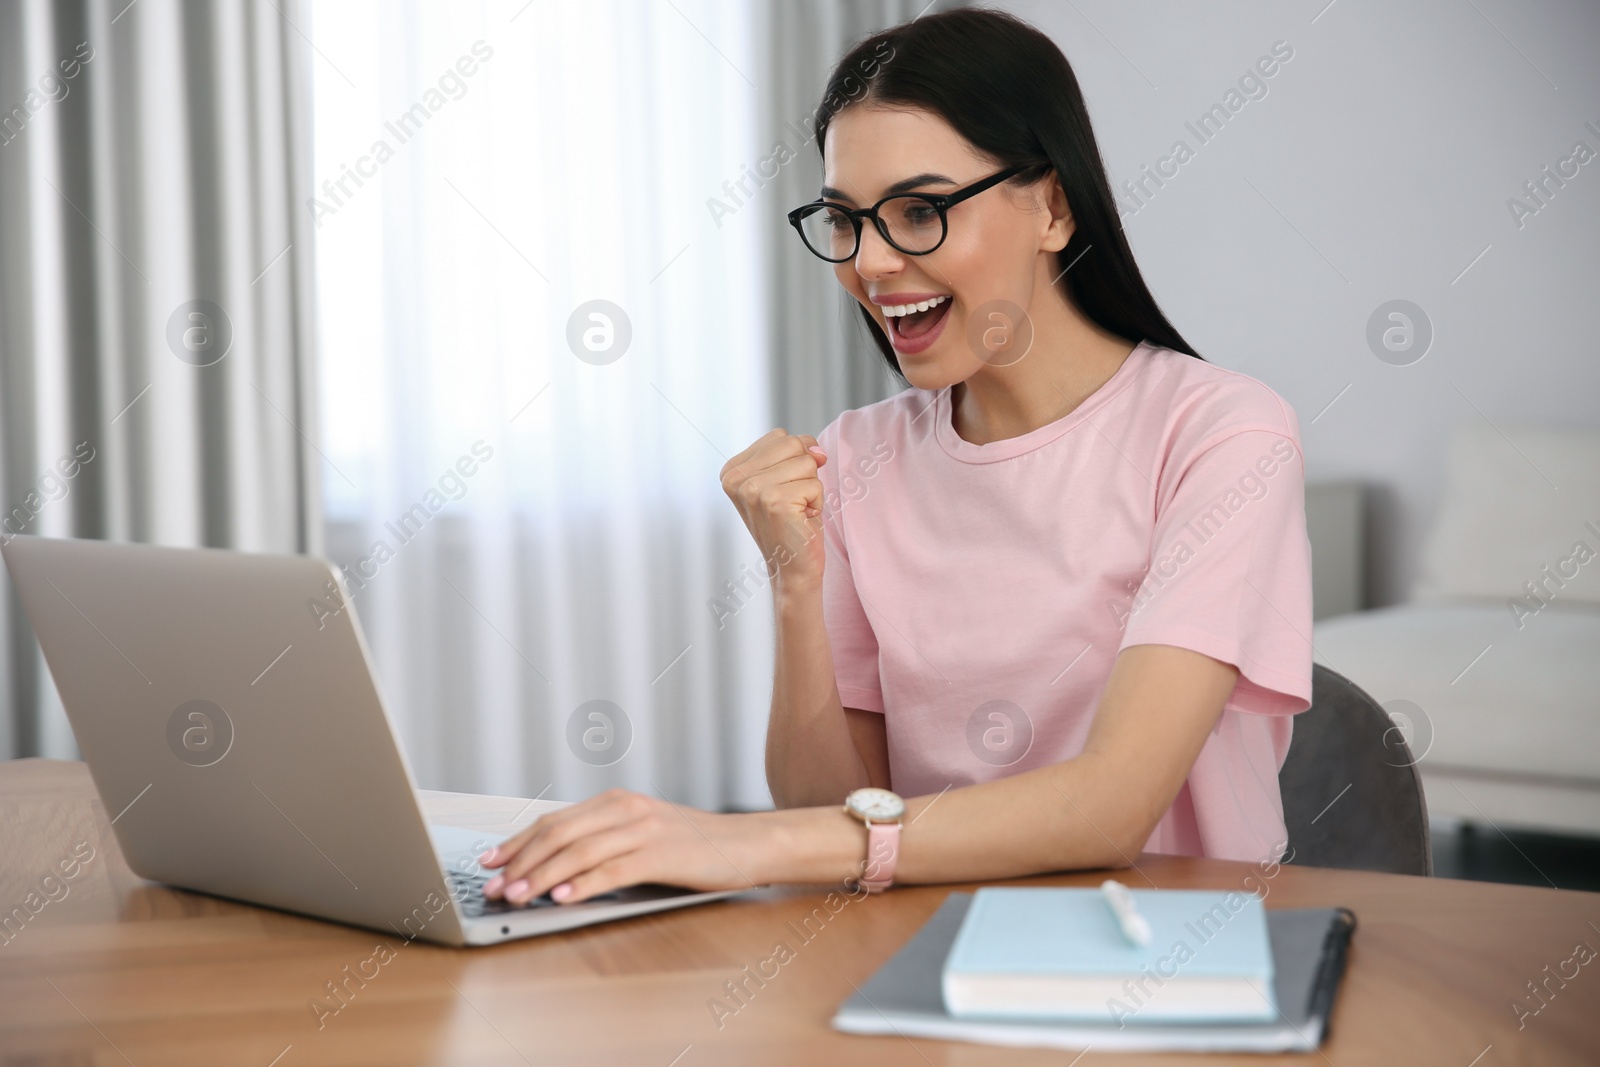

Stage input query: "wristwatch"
[{"left": 843, "top": 787, "right": 905, "bottom": 892}]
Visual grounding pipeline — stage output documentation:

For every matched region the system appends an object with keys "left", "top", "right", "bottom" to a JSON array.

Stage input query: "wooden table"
[{"left": 3, "top": 759, "right": 1597, "bottom": 1066}]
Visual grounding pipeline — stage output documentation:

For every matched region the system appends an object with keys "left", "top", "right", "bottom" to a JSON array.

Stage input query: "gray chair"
[{"left": 1278, "top": 664, "right": 1433, "bottom": 876}]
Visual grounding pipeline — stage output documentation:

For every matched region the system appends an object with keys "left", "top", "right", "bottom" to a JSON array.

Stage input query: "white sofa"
[{"left": 1313, "top": 422, "right": 1600, "bottom": 837}]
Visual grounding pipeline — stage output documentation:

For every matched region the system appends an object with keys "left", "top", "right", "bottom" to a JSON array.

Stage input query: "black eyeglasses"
[{"left": 787, "top": 164, "right": 1033, "bottom": 263}]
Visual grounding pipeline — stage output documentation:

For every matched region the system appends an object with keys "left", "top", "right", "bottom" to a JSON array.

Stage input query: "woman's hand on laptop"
[{"left": 476, "top": 788, "right": 779, "bottom": 905}]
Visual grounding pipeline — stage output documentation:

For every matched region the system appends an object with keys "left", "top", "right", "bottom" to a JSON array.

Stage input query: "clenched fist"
[{"left": 720, "top": 429, "right": 829, "bottom": 593}]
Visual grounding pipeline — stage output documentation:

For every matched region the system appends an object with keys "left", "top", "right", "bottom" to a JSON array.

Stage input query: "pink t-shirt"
[{"left": 815, "top": 340, "right": 1313, "bottom": 864}]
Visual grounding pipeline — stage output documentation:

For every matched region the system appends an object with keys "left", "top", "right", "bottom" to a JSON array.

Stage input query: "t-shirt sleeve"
[
  {"left": 816, "top": 418, "right": 886, "bottom": 714},
  {"left": 1118, "top": 426, "right": 1314, "bottom": 715}
]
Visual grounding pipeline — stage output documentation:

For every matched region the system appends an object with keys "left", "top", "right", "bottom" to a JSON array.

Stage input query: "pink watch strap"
[{"left": 861, "top": 820, "right": 901, "bottom": 892}]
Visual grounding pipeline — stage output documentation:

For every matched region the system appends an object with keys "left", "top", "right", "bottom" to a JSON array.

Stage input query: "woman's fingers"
[
  {"left": 479, "top": 810, "right": 568, "bottom": 870},
  {"left": 481, "top": 790, "right": 652, "bottom": 896},
  {"left": 720, "top": 427, "right": 792, "bottom": 486},
  {"left": 482, "top": 802, "right": 612, "bottom": 888},
  {"left": 479, "top": 821, "right": 542, "bottom": 868},
  {"left": 723, "top": 432, "right": 824, "bottom": 491},
  {"left": 742, "top": 454, "right": 824, "bottom": 502},
  {"left": 551, "top": 855, "right": 645, "bottom": 905},
  {"left": 500, "top": 824, "right": 648, "bottom": 905}
]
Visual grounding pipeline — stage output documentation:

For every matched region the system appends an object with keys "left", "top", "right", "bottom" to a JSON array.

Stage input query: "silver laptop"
[{"left": 1, "top": 534, "right": 743, "bottom": 946}]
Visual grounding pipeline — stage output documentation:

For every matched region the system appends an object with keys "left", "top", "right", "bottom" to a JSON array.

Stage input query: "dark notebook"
[{"left": 834, "top": 893, "right": 1356, "bottom": 1053}]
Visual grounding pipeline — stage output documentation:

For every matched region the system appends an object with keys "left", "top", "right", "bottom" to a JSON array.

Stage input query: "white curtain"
[{"left": 307, "top": 0, "right": 775, "bottom": 808}]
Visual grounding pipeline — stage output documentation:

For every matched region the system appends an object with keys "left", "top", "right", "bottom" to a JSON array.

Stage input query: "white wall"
[{"left": 998, "top": 0, "right": 1600, "bottom": 605}]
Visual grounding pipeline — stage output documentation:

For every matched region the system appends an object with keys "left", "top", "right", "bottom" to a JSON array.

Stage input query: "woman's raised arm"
[{"left": 717, "top": 430, "right": 887, "bottom": 806}]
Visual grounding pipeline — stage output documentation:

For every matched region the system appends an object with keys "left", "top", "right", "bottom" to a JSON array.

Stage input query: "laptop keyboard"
[
  {"left": 443, "top": 867, "right": 637, "bottom": 917},
  {"left": 444, "top": 868, "right": 557, "bottom": 917}
]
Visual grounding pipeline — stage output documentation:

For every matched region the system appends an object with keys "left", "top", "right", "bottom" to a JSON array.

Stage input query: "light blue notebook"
[{"left": 941, "top": 886, "right": 1276, "bottom": 1024}]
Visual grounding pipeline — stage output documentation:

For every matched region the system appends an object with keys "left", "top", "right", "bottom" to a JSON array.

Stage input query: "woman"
[{"left": 480, "top": 8, "right": 1311, "bottom": 906}]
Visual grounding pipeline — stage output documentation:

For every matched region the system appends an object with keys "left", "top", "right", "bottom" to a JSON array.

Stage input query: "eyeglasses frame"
[{"left": 786, "top": 163, "right": 1035, "bottom": 263}]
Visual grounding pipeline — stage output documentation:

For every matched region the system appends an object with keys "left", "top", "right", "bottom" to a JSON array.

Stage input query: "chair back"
[{"left": 1278, "top": 664, "right": 1432, "bottom": 876}]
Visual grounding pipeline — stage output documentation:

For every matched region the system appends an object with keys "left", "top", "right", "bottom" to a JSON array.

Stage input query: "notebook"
[
  {"left": 942, "top": 886, "right": 1275, "bottom": 1023},
  {"left": 835, "top": 893, "right": 1356, "bottom": 1053}
]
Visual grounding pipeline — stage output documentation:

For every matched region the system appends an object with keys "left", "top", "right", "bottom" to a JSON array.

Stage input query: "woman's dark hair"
[{"left": 813, "top": 7, "right": 1203, "bottom": 380}]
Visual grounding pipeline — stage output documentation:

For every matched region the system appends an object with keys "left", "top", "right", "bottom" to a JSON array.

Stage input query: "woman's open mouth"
[{"left": 882, "top": 295, "right": 952, "bottom": 356}]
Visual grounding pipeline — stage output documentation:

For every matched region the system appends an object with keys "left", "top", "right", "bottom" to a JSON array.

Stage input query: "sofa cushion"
[
  {"left": 1313, "top": 602, "right": 1600, "bottom": 780},
  {"left": 1412, "top": 421, "right": 1600, "bottom": 606}
]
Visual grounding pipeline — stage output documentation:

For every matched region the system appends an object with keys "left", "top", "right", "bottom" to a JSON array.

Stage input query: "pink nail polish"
[
  {"left": 807, "top": 446, "right": 825, "bottom": 457},
  {"left": 483, "top": 875, "right": 504, "bottom": 895},
  {"left": 479, "top": 848, "right": 497, "bottom": 864},
  {"left": 506, "top": 879, "right": 530, "bottom": 901},
  {"left": 551, "top": 883, "right": 573, "bottom": 902}
]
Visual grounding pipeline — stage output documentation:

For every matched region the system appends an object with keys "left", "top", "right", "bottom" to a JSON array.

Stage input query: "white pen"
[{"left": 1100, "top": 878, "right": 1152, "bottom": 946}]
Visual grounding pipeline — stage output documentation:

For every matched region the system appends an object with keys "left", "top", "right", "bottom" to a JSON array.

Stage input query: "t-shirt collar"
[{"left": 932, "top": 340, "right": 1150, "bottom": 464}]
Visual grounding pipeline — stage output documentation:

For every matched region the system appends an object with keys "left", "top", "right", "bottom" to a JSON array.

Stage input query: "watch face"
[{"left": 847, "top": 787, "right": 905, "bottom": 822}]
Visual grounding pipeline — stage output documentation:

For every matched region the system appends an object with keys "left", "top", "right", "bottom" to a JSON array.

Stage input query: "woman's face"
[{"left": 821, "top": 105, "right": 1071, "bottom": 391}]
